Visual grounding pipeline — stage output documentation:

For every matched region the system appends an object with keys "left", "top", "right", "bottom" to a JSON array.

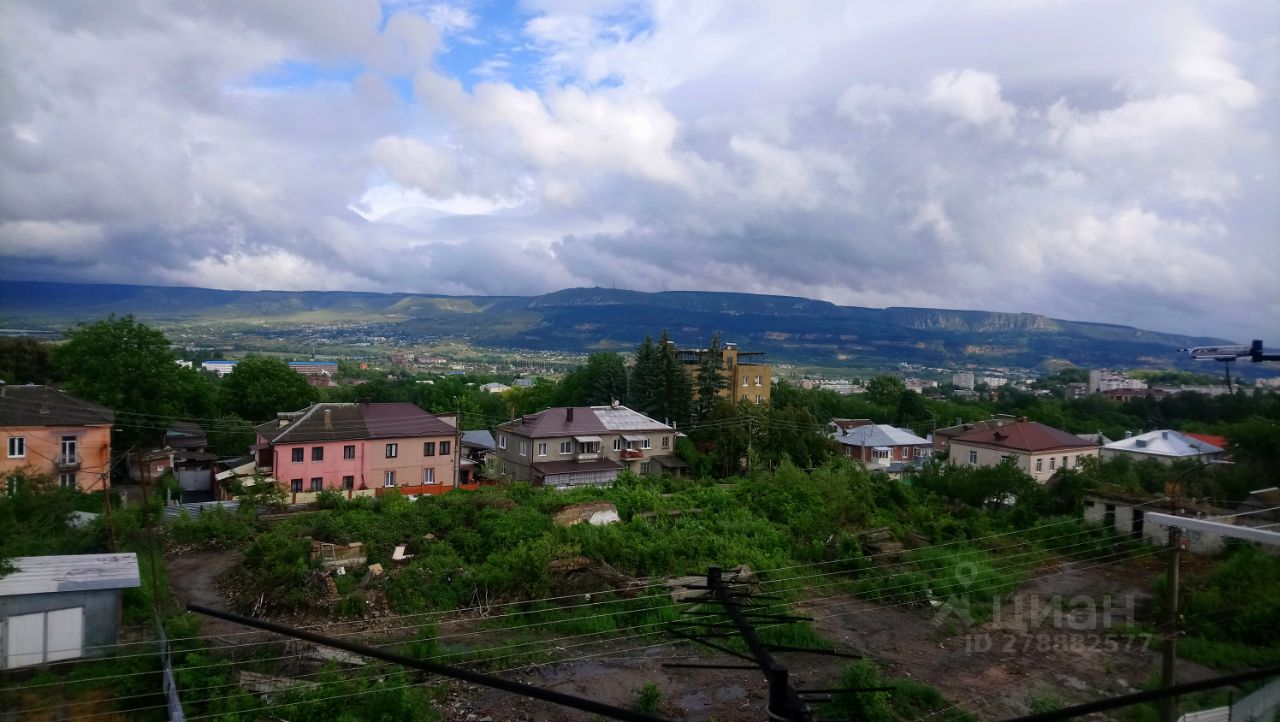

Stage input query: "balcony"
[
  {"left": 575, "top": 452, "right": 601, "bottom": 462},
  {"left": 619, "top": 449, "right": 643, "bottom": 460},
  {"left": 55, "top": 454, "right": 82, "bottom": 471}
]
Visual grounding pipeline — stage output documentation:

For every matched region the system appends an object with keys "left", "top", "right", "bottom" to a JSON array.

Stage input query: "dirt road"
[
  {"left": 165, "top": 550, "right": 253, "bottom": 643},
  {"left": 444, "top": 554, "right": 1218, "bottom": 721}
]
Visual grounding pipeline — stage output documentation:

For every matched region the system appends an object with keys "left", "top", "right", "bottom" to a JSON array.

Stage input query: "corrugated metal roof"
[
  {"left": 831, "top": 424, "right": 930, "bottom": 448},
  {"left": 1104, "top": 430, "right": 1224, "bottom": 457},
  {"left": 591, "top": 405, "right": 673, "bottom": 432},
  {"left": 0, "top": 553, "right": 141, "bottom": 597}
]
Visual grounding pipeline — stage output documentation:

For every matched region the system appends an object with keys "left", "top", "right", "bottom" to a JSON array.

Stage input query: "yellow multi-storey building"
[{"left": 677, "top": 342, "right": 771, "bottom": 405}]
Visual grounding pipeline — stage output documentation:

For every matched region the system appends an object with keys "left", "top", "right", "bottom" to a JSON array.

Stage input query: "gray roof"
[
  {"left": 0, "top": 385, "right": 114, "bottom": 427},
  {"left": 1103, "top": 430, "right": 1224, "bottom": 457},
  {"left": 831, "top": 424, "right": 930, "bottom": 448},
  {"left": 590, "top": 405, "right": 674, "bottom": 433},
  {"left": 462, "top": 429, "right": 496, "bottom": 450},
  {"left": 0, "top": 553, "right": 141, "bottom": 596}
]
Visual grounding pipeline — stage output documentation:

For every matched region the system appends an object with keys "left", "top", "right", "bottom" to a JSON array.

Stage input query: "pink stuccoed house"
[{"left": 251, "top": 403, "right": 466, "bottom": 504}]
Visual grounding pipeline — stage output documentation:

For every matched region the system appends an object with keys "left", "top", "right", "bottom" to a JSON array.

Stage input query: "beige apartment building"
[{"left": 677, "top": 342, "right": 771, "bottom": 405}]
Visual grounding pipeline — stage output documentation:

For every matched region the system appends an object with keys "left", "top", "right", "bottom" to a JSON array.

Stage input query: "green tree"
[
  {"left": 630, "top": 335, "right": 659, "bottom": 415},
  {"left": 207, "top": 414, "right": 256, "bottom": 457},
  {"left": 693, "top": 333, "right": 728, "bottom": 421},
  {"left": 218, "top": 356, "right": 318, "bottom": 423},
  {"left": 0, "top": 337, "right": 56, "bottom": 384},
  {"left": 553, "top": 352, "right": 629, "bottom": 407},
  {"left": 54, "top": 315, "right": 214, "bottom": 449},
  {"left": 865, "top": 374, "right": 906, "bottom": 407},
  {"left": 650, "top": 330, "right": 692, "bottom": 428}
]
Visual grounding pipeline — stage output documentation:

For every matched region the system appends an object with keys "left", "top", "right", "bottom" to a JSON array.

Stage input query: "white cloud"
[
  {"left": 924, "top": 69, "right": 1017, "bottom": 130},
  {"left": 0, "top": 0, "right": 1276, "bottom": 339}
]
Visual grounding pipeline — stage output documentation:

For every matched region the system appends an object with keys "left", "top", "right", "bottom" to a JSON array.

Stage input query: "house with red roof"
[
  {"left": 252, "top": 402, "right": 461, "bottom": 503},
  {"left": 948, "top": 417, "right": 1099, "bottom": 483}
]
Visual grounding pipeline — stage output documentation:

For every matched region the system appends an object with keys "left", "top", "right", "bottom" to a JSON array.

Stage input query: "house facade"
[
  {"left": 493, "top": 404, "right": 676, "bottom": 488},
  {"left": 1100, "top": 430, "right": 1225, "bottom": 465},
  {"left": 677, "top": 342, "right": 771, "bottom": 405},
  {"left": 948, "top": 418, "right": 1099, "bottom": 483},
  {"left": 1, "top": 384, "right": 114, "bottom": 493},
  {"left": 0, "top": 553, "right": 141, "bottom": 669},
  {"left": 252, "top": 402, "right": 460, "bottom": 503},
  {"left": 830, "top": 423, "right": 932, "bottom": 472}
]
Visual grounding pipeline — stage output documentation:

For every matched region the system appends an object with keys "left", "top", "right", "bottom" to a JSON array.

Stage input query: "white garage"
[{"left": 0, "top": 553, "right": 140, "bottom": 669}]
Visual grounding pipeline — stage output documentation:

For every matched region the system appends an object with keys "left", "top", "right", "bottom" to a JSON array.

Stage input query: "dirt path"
[
  {"left": 441, "top": 555, "right": 1222, "bottom": 721},
  {"left": 165, "top": 550, "right": 250, "bottom": 642}
]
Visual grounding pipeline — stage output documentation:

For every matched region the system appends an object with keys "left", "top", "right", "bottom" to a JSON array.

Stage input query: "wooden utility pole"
[{"left": 1159, "top": 524, "right": 1181, "bottom": 722}]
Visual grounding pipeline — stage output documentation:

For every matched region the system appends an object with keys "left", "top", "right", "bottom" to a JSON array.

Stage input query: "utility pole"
[{"left": 1159, "top": 494, "right": 1181, "bottom": 722}]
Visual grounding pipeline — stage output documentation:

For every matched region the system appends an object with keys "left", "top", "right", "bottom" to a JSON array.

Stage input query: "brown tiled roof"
[
  {"left": 532, "top": 458, "right": 622, "bottom": 476},
  {"left": 255, "top": 403, "right": 455, "bottom": 444},
  {"left": 498, "top": 407, "right": 609, "bottom": 439},
  {"left": 0, "top": 385, "right": 114, "bottom": 427},
  {"left": 951, "top": 420, "right": 1095, "bottom": 453}
]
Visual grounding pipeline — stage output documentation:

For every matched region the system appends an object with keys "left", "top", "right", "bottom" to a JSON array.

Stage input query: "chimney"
[
  {"left": 611, "top": 398, "right": 619, "bottom": 409},
  {"left": 1018, "top": 416, "right": 1028, "bottom": 423},
  {"left": 1161, "top": 430, "right": 1169, "bottom": 440},
  {"left": 324, "top": 409, "right": 332, "bottom": 431},
  {"left": 566, "top": 407, "right": 574, "bottom": 423},
  {"left": 1124, "top": 430, "right": 1133, "bottom": 439}
]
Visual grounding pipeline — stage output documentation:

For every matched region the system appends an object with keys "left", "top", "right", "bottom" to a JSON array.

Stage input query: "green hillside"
[{"left": 0, "top": 282, "right": 1230, "bottom": 370}]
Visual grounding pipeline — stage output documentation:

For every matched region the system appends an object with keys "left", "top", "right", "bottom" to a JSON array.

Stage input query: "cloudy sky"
[{"left": 1, "top": 0, "right": 1276, "bottom": 339}]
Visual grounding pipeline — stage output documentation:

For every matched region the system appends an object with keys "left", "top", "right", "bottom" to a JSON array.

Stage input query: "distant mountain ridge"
[{"left": 0, "top": 281, "right": 1228, "bottom": 371}]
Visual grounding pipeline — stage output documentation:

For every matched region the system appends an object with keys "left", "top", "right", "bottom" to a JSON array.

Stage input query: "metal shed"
[{"left": 0, "top": 553, "right": 141, "bottom": 669}]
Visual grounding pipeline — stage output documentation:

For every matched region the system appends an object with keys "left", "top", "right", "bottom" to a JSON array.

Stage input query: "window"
[
  {"left": 662, "top": 436, "right": 670, "bottom": 450},
  {"left": 385, "top": 443, "right": 398, "bottom": 458},
  {"left": 498, "top": 435, "right": 507, "bottom": 450},
  {"left": 756, "top": 394, "right": 764, "bottom": 404},
  {"left": 1074, "top": 455, "right": 1082, "bottom": 468},
  {"left": 560, "top": 441, "right": 572, "bottom": 455},
  {"left": 874, "top": 449, "right": 890, "bottom": 460},
  {"left": 60, "top": 436, "right": 77, "bottom": 464},
  {"left": 755, "top": 375, "right": 762, "bottom": 386},
  {"left": 440, "top": 441, "right": 450, "bottom": 456},
  {"left": 342, "top": 475, "right": 354, "bottom": 490},
  {"left": 423, "top": 441, "right": 436, "bottom": 456},
  {"left": 423, "top": 468, "right": 436, "bottom": 484},
  {"left": 384, "top": 470, "right": 396, "bottom": 487},
  {"left": 1049, "top": 457, "right": 1056, "bottom": 470},
  {"left": 5, "top": 477, "right": 16, "bottom": 496},
  {"left": 291, "top": 448, "right": 304, "bottom": 463},
  {"left": 968, "top": 450, "right": 978, "bottom": 464},
  {"left": 742, "top": 377, "right": 749, "bottom": 387},
  {"left": 59, "top": 472, "right": 76, "bottom": 488},
  {"left": 311, "top": 447, "right": 324, "bottom": 462},
  {"left": 310, "top": 477, "right": 323, "bottom": 492},
  {"left": 642, "top": 437, "right": 652, "bottom": 449},
  {"left": 7, "top": 436, "right": 25, "bottom": 458},
  {"left": 290, "top": 478, "right": 303, "bottom": 493},
  {"left": 1062, "top": 456, "right": 1068, "bottom": 469},
  {"left": 537, "top": 442, "right": 547, "bottom": 457},
  {"left": 343, "top": 445, "right": 356, "bottom": 460},
  {"left": 1035, "top": 458, "right": 1043, "bottom": 472},
  {"left": 519, "top": 440, "right": 529, "bottom": 457},
  {"left": 613, "top": 438, "right": 623, "bottom": 452},
  {"left": 640, "top": 461, "right": 652, "bottom": 474}
]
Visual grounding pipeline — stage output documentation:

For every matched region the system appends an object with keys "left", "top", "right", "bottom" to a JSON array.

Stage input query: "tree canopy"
[
  {"left": 218, "top": 356, "right": 318, "bottom": 423},
  {"left": 53, "top": 315, "right": 214, "bottom": 448}
]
